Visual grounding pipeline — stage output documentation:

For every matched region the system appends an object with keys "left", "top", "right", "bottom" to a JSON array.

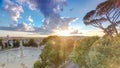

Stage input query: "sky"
[{"left": 0, "top": 0, "right": 106, "bottom": 37}]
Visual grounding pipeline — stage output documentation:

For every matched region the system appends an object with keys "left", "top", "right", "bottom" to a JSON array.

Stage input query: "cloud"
[
  {"left": 17, "top": 0, "right": 66, "bottom": 17},
  {"left": 16, "top": 22, "right": 34, "bottom": 31},
  {"left": 0, "top": 22, "right": 34, "bottom": 31},
  {"left": 2, "top": 0, "right": 79, "bottom": 35},
  {"left": 26, "top": 0, "right": 66, "bottom": 17},
  {"left": 35, "top": 17, "right": 78, "bottom": 34},
  {"left": 18, "top": 0, "right": 78, "bottom": 35},
  {"left": 17, "top": 0, "right": 25, "bottom": 4},
  {"left": 28, "top": 16, "right": 34, "bottom": 23},
  {"left": 26, "top": 0, "right": 37, "bottom": 10},
  {"left": 3, "top": 0, "right": 24, "bottom": 22},
  {"left": 70, "top": 29, "right": 79, "bottom": 34},
  {"left": 27, "top": 0, "right": 79, "bottom": 34}
]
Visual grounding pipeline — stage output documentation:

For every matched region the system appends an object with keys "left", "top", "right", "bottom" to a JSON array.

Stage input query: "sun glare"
[{"left": 56, "top": 30, "right": 71, "bottom": 36}]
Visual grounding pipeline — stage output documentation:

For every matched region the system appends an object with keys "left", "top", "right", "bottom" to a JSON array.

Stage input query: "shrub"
[
  {"left": 71, "top": 36, "right": 99, "bottom": 68},
  {"left": 37, "top": 36, "right": 75, "bottom": 68},
  {"left": 34, "top": 60, "right": 48, "bottom": 68},
  {"left": 27, "top": 39, "right": 38, "bottom": 47},
  {"left": 86, "top": 36, "right": 120, "bottom": 68},
  {"left": 0, "top": 39, "right": 3, "bottom": 49},
  {"left": 13, "top": 39, "right": 20, "bottom": 48}
]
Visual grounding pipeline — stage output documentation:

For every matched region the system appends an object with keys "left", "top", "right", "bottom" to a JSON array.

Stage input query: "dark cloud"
[
  {"left": 35, "top": 0, "right": 66, "bottom": 17},
  {"left": 21, "top": 0, "right": 79, "bottom": 34},
  {"left": 29, "top": 0, "right": 78, "bottom": 34},
  {"left": 0, "top": 23, "right": 34, "bottom": 31},
  {"left": 1, "top": 0, "right": 79, "bottom": 35},
  {"left": 17, "top": 0, "right": 66, "bottom": 17},
  {"left": 16, "top": 23, "right": 34, "bottom": 31}
]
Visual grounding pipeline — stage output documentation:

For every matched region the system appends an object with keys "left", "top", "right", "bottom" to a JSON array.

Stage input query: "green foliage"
[
  {"left": 0, "top": 39, "right": 2, "bottom": 45},
  {"left": 13, "top": 39, "right": 20, "bottom": 48},
  {"left": 35, "top": 35, "right": 120, "bottom": 68},
  {"left": 34, "top": 60, "right": 48, "bottom": 68},
  {"left": 86, "top": 35, "right": 120, "bottom": 68},
  {"left": 34, "top": 61, "right": 41, "bottom": 68},
  {"left": 27, "top": 39, "right": 38, "bottom": 47},
  {"left": 65, "top": 39, "right": 74, "bottom": 53},
  {"left": 40, "top": 36, "right": 65, "bottom": 68},
  {"left": 71, "top": 36, "right": 120, "bottom": 68},
  {"left": 23, "top": 42, "right": 28, "bottom": 47},
  {"left": 0, "top": 39, "right": 3, "bottom": 49},
  {"left": 83, "top": 0, "right": 120, "bottom": 36},
  {"left": 40, "top": 36, "right": 61, "bottom": 46},
  {"left": 35, "top": 36, "right": 75, "bottom": 68},
  {"left": 71, "top": 36, "right": 99, "bottom": 68}
]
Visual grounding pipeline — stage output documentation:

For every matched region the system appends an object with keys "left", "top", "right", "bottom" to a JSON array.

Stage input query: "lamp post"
[
  {"left": 20, "top": 40, "right": 23, "bottom": 60},
  {"left": 6, "top": 35, "right": 9, "bottom": 62}
]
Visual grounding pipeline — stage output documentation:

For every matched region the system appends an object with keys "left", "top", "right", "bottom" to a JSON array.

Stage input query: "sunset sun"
[{"left": 55, "top": 30, "right": 71, "bottom": 36}]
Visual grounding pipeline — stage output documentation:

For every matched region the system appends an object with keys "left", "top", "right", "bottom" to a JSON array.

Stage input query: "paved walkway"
[{"left": 0, "top": 47, "right": 40, "bottom": 68}]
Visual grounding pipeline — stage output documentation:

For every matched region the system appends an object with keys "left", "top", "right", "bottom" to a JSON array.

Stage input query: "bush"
[
  {"left": 13, "top": 39, "right": 20, "bottom": 48},
  {"left": 71, "top": 36, "right": 99, "bottom": 68},
  {"left": 39, "top": 36, "right": 65, "bottom": 68},
  {"left": 86, "top": 36, "right": 120, "bottom": 68},
  {"left": 0, "top": 39, "right": 3, "bottom": 49},
  {"left": 27, "top": 39, "right": 38, "bottom": 47},
  {"left": 36, "top": 36, "right": 75, "bottom": 68},
  {"left": 34, "top": 60, "right": 48, "bottom": 68}
]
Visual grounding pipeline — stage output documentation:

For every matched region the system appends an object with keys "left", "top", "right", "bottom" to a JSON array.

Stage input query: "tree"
[
  {"left": 13, "top": 39, "right": 20, "bottom": 48},
  {"left": 96, "top": 0, "right": 120, "bottom": 35},
  {"left": 0, "top": 39, "right": 3, "bottom": 49},
  {"left": 71, "top": 36, "right": 99, "bottom": 68},
  {"left": 83, "top": 0, "right": 120, "bottom": 37},
  {"left": 27, "top": 39, "right": 38, "bottom": 47},
  {"left": 35, "top": 36, "right": 75, "bottom": 68},
  {"left": 34, "top": 60, "right": 48, "bottom": 68},
  {"left": 83, "top": 10, "right": 110, "bottom": 36},
  {"left": 40, "top": 36, "right": 61, "bottom": 46},
  {"left": 65, "top": 39, "right": 74, "bottom": 53},
  {"left": 86, "top": 35, "right": 120, "bottom": 68},
  {"left": 39, "top": 36, "right": 65, "bottom": 68}
]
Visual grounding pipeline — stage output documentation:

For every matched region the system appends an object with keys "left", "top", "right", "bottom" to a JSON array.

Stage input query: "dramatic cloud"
[
  {"left": 2, "top": 0, "right": 79, "bottom": 35},
  {"left": 17, "top": 0, "right": 37, "bottom": 10},
  {"left": 16, "top": 22, "right": 34, "bottom": 31},
  {"left": 17, "top": 0, "right": 66, "bottom": 17},
  {"left": 3, "top": 0, "right": 24, "bottom": 22},
  {"left": 0, "top": 22, "right": 34, "bottom": 31},
  {"left": 25, "top": 0, "right": 79, "bottom": 34},
  {"left": 35, "top": 17, "right": 78, "bottom": 34}
]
